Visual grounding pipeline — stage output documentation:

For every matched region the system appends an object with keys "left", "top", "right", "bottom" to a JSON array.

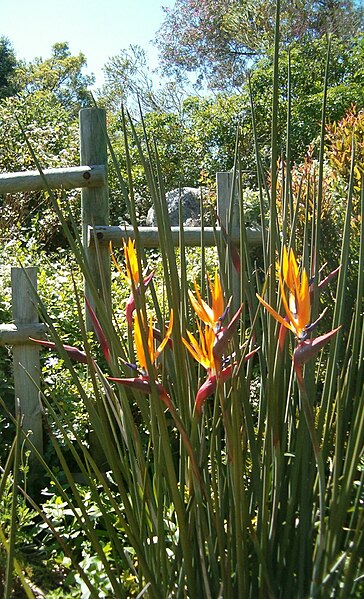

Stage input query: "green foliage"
[
  {"left": 102, "top": 35, "right": 364, "bottom": 221},
  {"left": 156, "top": 0, "right": 364, "bottom": 90},
  {"left": 0, "top": 37, "right": 18, "bottom": 99},
  {"left": 0, "top": 287, "right": 12, "bottom": 408},
  {"left": 0, "top": 92, "right": 79, "bottom": 170},
  {"left": 0, "top": 40, "right": 95, "bottom": 251},
  {"left": 101, "top": 45, "right": 163, "bottom": 115},
  {"left": 249, "top": 35, "right": 364, "bottom": 161},
  {"left": 1, "top": 99, "right": 361, "bottom": 596},
  {"left": 106, "top": 93, "right": 252, "bottom": 222},
  {"left": 0, "top": 475, "right": 37, "bottom": 596},
  {"left": 13, "top": 42, "right": 94, "bottom": 115},
  {"left": 326, "top": 103, "right": 364, "bottom": 191},
  {"left": 0, "top": 244, "right": 88, "bottom": 462},
  {"left": 0, "top": 91, "right": 80, "bottom": 248},
  {"left": 1, "top": 13, "right": 364, "bottom": 596}
]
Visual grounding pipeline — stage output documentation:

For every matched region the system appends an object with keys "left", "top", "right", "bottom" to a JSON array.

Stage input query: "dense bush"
[{"left": 0, "top": 92, "right": 80, "bottom": 249}]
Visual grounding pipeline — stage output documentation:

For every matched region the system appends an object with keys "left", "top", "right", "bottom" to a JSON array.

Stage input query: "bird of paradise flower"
[
  {"left": 256, "top": 246, "right": 341, "bottom": 385},
  {"left": 256, "top": 245, "right": 341, "bottom": 578},
  {"left": 188, "top": 269, "right": 226, "bottom": 332},
  {"left": 183, "top": 271, "right": 258, "bottom": 415},
  {"left": 108, "top": 308, "right": 174, "bottom": 408},
  {"left": 110, "top": 239, "right": 154, "bottom": 328}
]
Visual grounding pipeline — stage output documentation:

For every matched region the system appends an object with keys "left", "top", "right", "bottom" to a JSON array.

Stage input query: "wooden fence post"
[
  {"left": 80, "top": 108, "right": 110, "bottom": 326},
  {"left": 216, "top": 172, "right": 241, "bottom": 311},
  {"left": 11, "top": 267, "right": 43, "bottom": 459},
  {"left": 216, "top": 171, "right": 239, "bottom": 230}
]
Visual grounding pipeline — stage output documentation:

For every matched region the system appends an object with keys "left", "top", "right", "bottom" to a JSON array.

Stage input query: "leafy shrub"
[
  {"left": 0, "top": 92, "right": 80, "bottom": 249},
  {"left": 326, "top": 103, "right": 364, "bottom": 193}
]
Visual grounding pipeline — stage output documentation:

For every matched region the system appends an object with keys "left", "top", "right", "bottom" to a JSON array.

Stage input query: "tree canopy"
[
  {"left": 0, "top": 36, "right": 18, "bottom": 99},
  {"left": 100, "top": 44, "right": 193, "bottom": 116},
  {"left": 249, "top": 34, "right": 364, "bottom": 160},
  {"left": 156, "top": 0, "right": 364, "bottom": 90},
  {"left": 13, "top": 42, "right": 94, "bottom": 114}
]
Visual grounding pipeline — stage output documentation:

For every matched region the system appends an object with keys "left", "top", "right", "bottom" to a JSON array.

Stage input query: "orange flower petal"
[
  {"left": 278, "top": 275, "right": 300, "bottom": 335},
  {"left": 289, "top": 248, "right": 300, "bottom": 291},
  {"left": 189, "top": 286, "right": 215, "bottom": 327},
  {"left": 298, "top": 268, "right": 310, "bottom": 330},
  {"left": 134, "top": 312, "right": 147, "bottom": 371},
  {"left": 182, "top": 324, "right": 215, "bottom": 371},
  {"left": 208, "top": 270, "right": 224, "bottom": 323},
  {"left": 154, "top": 310, "right": 174, "bottom": 360},
  {"left": 124, "top": 238, "right": 139, "bottom": 286},
  {"left": 182, "top": 333, "right": 210, "bottom": 369},
  {"left": 256, "top": 293, "right": 296, "bottom": 334}
]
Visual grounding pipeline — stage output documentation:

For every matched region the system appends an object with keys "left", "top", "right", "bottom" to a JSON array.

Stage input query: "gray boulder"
[{"left": 146, "top": 187, "right": 202, "bottom": 226}]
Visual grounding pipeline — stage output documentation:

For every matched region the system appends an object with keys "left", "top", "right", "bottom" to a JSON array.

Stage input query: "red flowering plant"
[
  {"left": 108, "top": 308, "right": 174, "bottom": 409},
  {"left": 183, "top": 270, "right": 258, "bottom": 415},
  {"left": 110, "top": 238, "right": 154, "bottom": 328},
  {"left": 31, "top": 239, "right": 173, "bottom": 408},
  {"left": 256, "top": 246, "right": 341, "bottom": 387}
]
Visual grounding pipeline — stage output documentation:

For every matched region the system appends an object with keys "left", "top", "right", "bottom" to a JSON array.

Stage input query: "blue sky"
[{"left": 0, "top": 0, "right": 174, "bottom": 88}]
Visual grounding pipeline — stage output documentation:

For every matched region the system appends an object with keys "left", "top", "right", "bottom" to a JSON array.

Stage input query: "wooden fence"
[
  {"left": 0, "top": 268, "right": 45, "bottom": 461},
  {"left": 0, "top": 107, "right": 262, "bottom": 457}
]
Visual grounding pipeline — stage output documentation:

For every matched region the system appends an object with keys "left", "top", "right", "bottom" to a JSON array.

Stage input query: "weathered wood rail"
[
  {"left": 0, "top": 109, "right": 111, "bottom": 323},
  {"left": 89, "top": 225, "right": 262, "bottom": 248},
  {"left": 0, "top": 165, "right": 106, "bottom": 194}
]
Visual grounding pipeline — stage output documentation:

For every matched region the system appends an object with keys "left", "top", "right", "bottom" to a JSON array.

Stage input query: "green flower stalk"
[{"left": 256, "top": 245, "right": 342, "bottom": 594}]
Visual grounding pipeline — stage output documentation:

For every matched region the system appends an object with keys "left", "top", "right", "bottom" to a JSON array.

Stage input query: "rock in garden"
[{"left": 146, "top": 187, "right": 202, "bottom": 226}]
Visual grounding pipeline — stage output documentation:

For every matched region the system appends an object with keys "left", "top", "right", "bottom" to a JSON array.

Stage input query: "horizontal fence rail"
[
  {"left": 0, "top": 164, "right": 106, "bottom": 194},
  {"left": 0, "top": 322, "right": 47, "bottom": 345},
  {"left": 89, "top": 225, "right": 263, "bottom": 248}
]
